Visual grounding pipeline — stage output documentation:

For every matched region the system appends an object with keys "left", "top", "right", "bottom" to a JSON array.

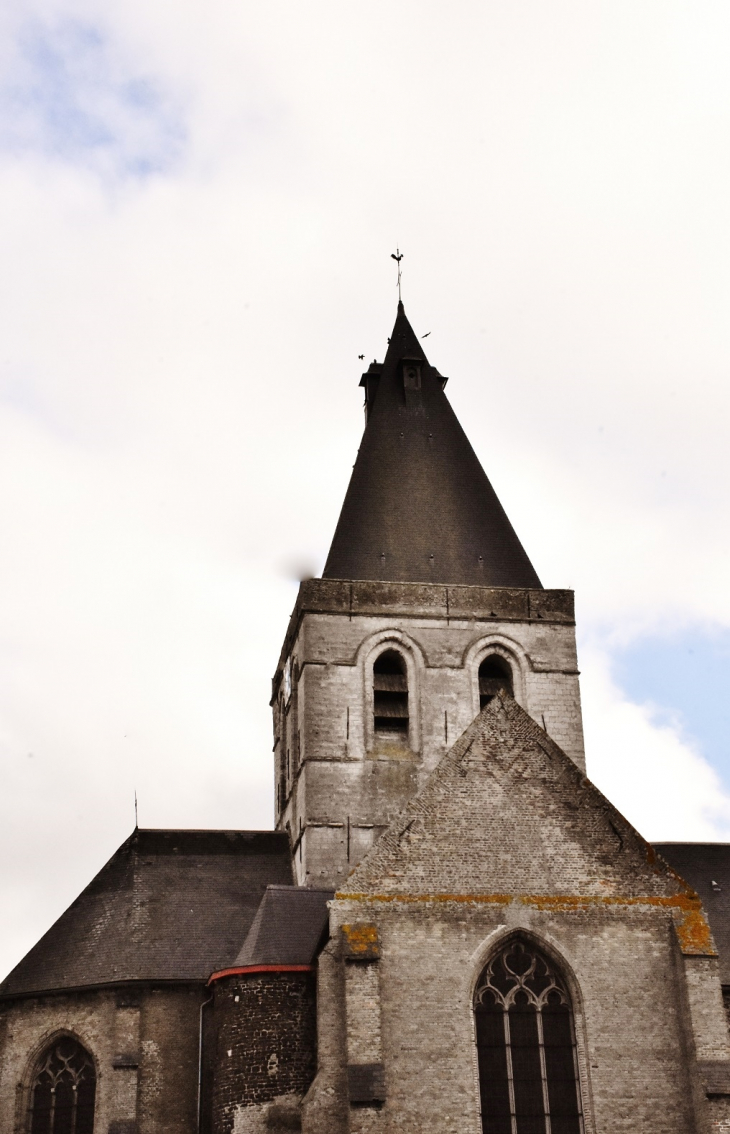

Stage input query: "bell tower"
[{"left": 272, "top": 303, "right": 585, "bottom": 886}]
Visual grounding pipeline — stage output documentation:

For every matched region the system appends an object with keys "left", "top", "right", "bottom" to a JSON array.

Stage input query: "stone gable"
[{"left": 342, "top": 694, "right": 714, "bottom": 954}]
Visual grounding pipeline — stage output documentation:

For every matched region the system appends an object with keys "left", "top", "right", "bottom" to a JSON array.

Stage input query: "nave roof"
[{"left": 0, "top": 828, "right": 292, "bottom": 998}]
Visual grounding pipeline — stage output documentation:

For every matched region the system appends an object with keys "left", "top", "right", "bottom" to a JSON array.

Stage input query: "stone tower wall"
[
  {"left": 206, "top": 971, "right": 317, "bottom": 1134},
  {"left": 273, "top": 580, "right": 585, "bottom": 887}
]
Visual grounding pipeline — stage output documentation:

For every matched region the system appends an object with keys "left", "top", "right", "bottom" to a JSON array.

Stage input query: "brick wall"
[
  {"left": 0, "top": 983, "right": 202, "bottom": 1134},
  {"left": 326, "top": 899, "right": 701, "bottom": 1134},
  {"left": 208, "top": 972, "right": 317, "bottom": 1134}
]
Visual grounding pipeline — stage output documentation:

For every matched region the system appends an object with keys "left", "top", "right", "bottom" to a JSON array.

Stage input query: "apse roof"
[
  {"left": 0, "top": 829, "right": 292, "bottom": 998},
  {"left": 232, "top": 885, "right": 334, "bottom": 968},
  {"left": 323, "top": 302, "right": 541, "bottom": 588},
  {"left": 654, "top": 842, "right": 730, "bottom": 984}
]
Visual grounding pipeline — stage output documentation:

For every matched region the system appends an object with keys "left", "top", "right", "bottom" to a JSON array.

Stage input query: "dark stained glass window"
[
  {"left": 479, "top": 656, "right": 513, "bottom": 710},
  {"left": 29, "top": 1037, "right": 96, "bottom": 1134},
  {"left": 474, "top": 940, "right": 583, "bottom": 1134},
  {"left": 373, "top": 650, "right": 409, "bottom": 740}
]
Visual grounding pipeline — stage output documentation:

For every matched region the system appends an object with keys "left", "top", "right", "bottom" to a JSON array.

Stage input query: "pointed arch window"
[
  {"left": 474, "top": 939, "right": 583, "bottom": 1134},
  {"left": 373, "top": 649, "right": 409, "bottom": 740},
  {"left": 479, "top": 655, "right": 513, "bottom": 710},
  {"left": 28, "top": 1036, "right": 96, "bottom": 1134}
]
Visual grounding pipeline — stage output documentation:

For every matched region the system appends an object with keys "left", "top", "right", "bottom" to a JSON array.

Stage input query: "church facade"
[{"left": 1, "top": 302, "right": 729, "bottom": 1134}]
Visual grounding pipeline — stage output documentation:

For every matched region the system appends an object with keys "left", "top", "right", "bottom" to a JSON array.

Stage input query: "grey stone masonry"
[
  {"left": 0, "top": 985, "right": 202, "bottom": 1134},
  {"left": 309, "top": 693, "right": 728, "bottom": 1134},
  {"left": 207, "top": 972, "right": 317, "bottom": 1133},
  {"left": 272, "top": 579, "right": 585, "bottom": 887}
]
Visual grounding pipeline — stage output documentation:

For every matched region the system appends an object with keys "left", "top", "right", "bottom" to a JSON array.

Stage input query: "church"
[{"left": 1, "top": 301, "right": 729, "bottom": 1134}]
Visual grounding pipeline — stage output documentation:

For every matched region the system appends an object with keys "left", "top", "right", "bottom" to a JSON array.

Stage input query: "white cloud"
[
  {"left": 1, "top": 0, "right": 730, "bottom": 978},
  {"left": 0, "top": 16, "right": 186, "bottom": 178},
  {"left": 581, "top": 643, "right": 730, "bottom": 842}
]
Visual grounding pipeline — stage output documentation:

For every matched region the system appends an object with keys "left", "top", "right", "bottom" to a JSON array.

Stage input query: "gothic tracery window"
[
  {"left": 373, "top": 649, "right": 409, "bottom": 741},
  {"left": 474, "top": 940, "right": 583, "bottom": 1134},
  {"left": 29, "top": 1037, "right": 96, "bottom": 1134}
]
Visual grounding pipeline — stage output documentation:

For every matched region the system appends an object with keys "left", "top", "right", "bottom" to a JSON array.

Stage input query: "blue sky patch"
[
  {"left": 0, "top": 19, "right": 186, "bottom": 178},
  {"left": 611, "top": 628, "right": 730, "bottom": 787}
]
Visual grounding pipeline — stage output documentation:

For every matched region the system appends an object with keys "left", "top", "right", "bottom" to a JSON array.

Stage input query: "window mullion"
[
  {"left": 569, "top": 1009, "right": 586, "bottom": 1134},
  {"left": 503, "top": 1008, "right": 518, "bottom": 1134},
  {"left": 536, "top": 1008, "right": 551, "bottom": 1134}
]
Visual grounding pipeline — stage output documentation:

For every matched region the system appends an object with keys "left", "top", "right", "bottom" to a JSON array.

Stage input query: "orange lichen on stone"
[
  {"left": 337, "top": 893, "right": 511, "bottom": 906},
  {"left": 674, "top": 904, "right": 716, "bottom": 954},
  {"left": 335, "top": 892, "right": 716, "bottom": 956},
  {"left": 341, "top": 922, "right": 380, "bottom": 959}
]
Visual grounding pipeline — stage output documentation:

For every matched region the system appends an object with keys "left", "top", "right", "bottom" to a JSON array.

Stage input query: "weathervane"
[{"left": 390, "top": 248, "right": 403, "bottom": 301}]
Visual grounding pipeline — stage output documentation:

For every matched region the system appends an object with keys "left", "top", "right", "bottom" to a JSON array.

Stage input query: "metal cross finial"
[{"left": 390, "top": 248, "right": 404, "bottom": 301}]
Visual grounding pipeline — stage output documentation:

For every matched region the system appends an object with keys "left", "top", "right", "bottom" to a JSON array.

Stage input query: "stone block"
[
  {"left": 347, "top": 1063, "right": 386, "bottom": 1105},
  {"left": 341, "top": 924, "right": 380, "bottom": 960}
]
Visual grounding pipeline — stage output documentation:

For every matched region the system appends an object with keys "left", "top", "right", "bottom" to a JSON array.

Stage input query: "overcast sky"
[{"left": 1, "top": 0, "right": 729, "bottom": 979}]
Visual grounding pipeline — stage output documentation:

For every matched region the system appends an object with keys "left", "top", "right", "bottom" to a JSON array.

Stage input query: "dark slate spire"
[{"left": 323, "top": 303, "right": 542, "bottom": 588}]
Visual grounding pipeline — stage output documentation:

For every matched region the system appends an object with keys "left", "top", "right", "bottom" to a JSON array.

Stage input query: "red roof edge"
[{"left": 207, "top": 964, "right": 313, "bottom": 985}]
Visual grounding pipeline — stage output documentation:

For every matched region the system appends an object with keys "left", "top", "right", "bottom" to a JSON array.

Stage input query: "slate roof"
[
  {"left": 231, "top": 885, "right": 334, "bottom": 968},
  {"left": 654, "top": 842, "right": 730, "bottom": 984},
  {"left": 0, "top": 829, "right": 292, "bottom": 998},
  {"left": 323, "top": 302, "right": 541, "bottom": 588}
]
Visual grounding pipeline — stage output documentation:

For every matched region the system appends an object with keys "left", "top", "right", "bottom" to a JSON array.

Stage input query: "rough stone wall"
[
  {"left": 138, "top": 986, "right": 202, "bottom": 1133},
  {"left": 0, "top": 983, "right": 202, "bottom": 1133},
  {"left": 345, "top": 694, "right": 706, "bottom": 908},
  {"left": 323, "top": 899, "right": 700, "bottom": 1134},
  {"left": 274, "top": 580, "right": 585, "bottom": 887},
  {"left": 306, "top": 693, "right": 730, "bottom": 1134},
  {"left": 708, "top": 1098, "right": 730, "bottom": 1134},
  {"left": 300, "top": 943, "right": 349, "bottom": 1134},
  {"left": 208, "top": 972, "right": 317, "bottom": 1134},
  {"left": 684, "top": 958, "right": 730, "bottom": 1064}
]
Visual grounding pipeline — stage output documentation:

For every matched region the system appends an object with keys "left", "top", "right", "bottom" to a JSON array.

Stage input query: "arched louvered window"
[
  {"left": 29, "top": 1036, "right": 96, "bottom": 1134},
  {"left": 474, "top": 939, "right": 583, "bottom": 1134},
  {"left": 479, "top": 655, "right": 513, "bottom": 710},
  {"left": 373, "top": 649, "right": 409, "bottom": 740}
]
